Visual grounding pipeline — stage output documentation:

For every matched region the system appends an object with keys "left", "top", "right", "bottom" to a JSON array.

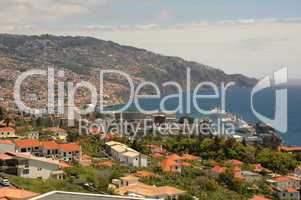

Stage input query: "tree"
[{"left": 256, "top": 148, "right": 298, "bottom": 174}]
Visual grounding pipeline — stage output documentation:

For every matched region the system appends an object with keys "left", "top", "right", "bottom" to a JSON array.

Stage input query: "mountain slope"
[{"left": 0, "top": 34, "right": 256, "bottom": 106}]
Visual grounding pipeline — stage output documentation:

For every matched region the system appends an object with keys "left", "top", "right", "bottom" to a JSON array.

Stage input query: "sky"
[{"left": 0, "top": 0, "right": 300, "bottom": 79}]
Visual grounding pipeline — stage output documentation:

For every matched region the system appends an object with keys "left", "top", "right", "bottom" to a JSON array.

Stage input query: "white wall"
[{"left": 0, "top": 143, "right": 15, "bottom": 152}]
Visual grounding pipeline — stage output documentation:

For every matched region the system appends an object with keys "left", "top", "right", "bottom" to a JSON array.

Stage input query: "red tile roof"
[
  {"left": 59, "top": 143, "right": 80, "bottom": 152},
  {"left": 0, "top": 153, "right": 12, "bottom": 160},
  {"left": 59, "top": 160, "right": 71, "bottom": 169},
  {"left": 41, "top": 141, "right": 60, "bottom": 150},
  {"left": 286, "top": 187, "right": 298, "bottom": 193},
  {"left": 211, "top": 165, "right": 227, "bottom": 174},
  {"left": 0, "top": 140, "right": 14, "bottom": 145},
  {"left": 229, "top": 159, "right": 243, "bottom": 166},
  {"left": 160, "top": 154, "right": 183, "bottom": 173},
  {"left": 0, "top": 127, "right": 15, "bottom": 133},
  {"left": 0, "top": 188, "right": 39, "bottom": 199},
  {"left": 273, "top": 176, "right": 292, "bottom": 183},
  {"left": 280, "top": 146, "right": 301, "bottom": 152},
  {"left": 14, "top": 139, "right": 40, "bottom": 148}
]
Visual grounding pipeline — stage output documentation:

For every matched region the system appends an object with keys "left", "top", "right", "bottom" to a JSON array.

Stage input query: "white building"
[
  {"left": 277, "top": 187, "right": 300, "bottom": 200},
  {"left": 0, "top": 127, "right": 17, "bottom": 139},
  {"left": 0, "top": 140, "right": 16, "bottom": 152},
  {"left": 2, "top": 152, "right": 66, "bottom": 180},
  {"left": 58, "top": 143, "right": 81, "bottom": 161},
  {"left": 105, "top": 141, "right": 148, "bottom": 167}
]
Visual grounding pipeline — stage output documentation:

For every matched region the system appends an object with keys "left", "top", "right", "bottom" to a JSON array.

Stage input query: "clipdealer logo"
[
  {"left": 251, "top": 68, "right": 288, "bottom": 133},
  {"left": 13, "top": 67, "right": 288, "bottom": 134}
]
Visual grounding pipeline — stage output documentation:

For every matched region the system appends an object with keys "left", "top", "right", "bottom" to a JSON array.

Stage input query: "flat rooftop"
[{"left": 30, "top": 191, "right": 153, "bottom": 200}]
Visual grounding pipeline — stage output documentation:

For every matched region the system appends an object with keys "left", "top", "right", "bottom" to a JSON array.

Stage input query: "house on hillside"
[
  {"left": 279, "top": 146, "right": 301, "bottom": 155},
  {"left": 15, "top": 139, "right": 41, "bottom": 153},
  {"left": 268, "top": 176, "right": 301, "bottom": 200},
  {"left": 276, "top": 187, "right": 300, "bottom": 200},
  {"left": 1, "top": 152, "right": 67, "bottom": 180},
  {"left": 105, "top": 141, "right": 148, "bottom": 167},
  {"left": 0, "top": 127, "right": 17, "bottom": 138},
  {"left": 115, "top": 175, "right": 185, "bottom": 200},
  {"left": 59, "top": 143, "right": 81, "bottom": 161},
  {"left": 41, "top": 141, "right": 60, "bottom": 157}
]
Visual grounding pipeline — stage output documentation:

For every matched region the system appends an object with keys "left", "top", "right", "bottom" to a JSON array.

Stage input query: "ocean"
[{"left": 115, "top": 86, "right": 301, "bottom": 146}]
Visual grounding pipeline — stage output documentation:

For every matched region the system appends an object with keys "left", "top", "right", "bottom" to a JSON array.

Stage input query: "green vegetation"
[
  {"left": 5, "top": 132, "right": 298, "bottom": 199},
  {"left": 78, "top": 135, "right": 105, "bottom": 157},
  {"left": 256, "top": 148, "right": 298, "bottom": 174},
  {"left": 9, "top": 176, "right": 88, "bottom": 194},
  {"left": 140, "top": 167, "right": 249, "bottom": 200},
  {"left": 162, "top": 136, "right": 298, "bottom": 174}
]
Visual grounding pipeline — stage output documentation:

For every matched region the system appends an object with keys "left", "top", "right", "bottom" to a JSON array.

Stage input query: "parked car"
[{"left": 0, "top": 178, "right": 10, "bottom": 186}]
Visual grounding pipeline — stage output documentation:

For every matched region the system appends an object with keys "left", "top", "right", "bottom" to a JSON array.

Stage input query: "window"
[
  {"left": 23, "top": 169, "right": 29, "bottom": 174},
  {"left": 37, "top": 168, "right": 42, "bottom": 171}
]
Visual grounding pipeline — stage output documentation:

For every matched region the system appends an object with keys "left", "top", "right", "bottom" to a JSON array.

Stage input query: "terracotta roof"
[
  {"left": 280, "top": 146, "right": 301, "bottom": 152},
  {"left": 59, "top": 160, "right": 71, "bottom": 169},
  {"left": 229, "top": 159, "right": 243, "bottom": 166},
  {"left": 273, "top": 176, "right": 292, "bottom": 183},
  {"left": 41, "top": 141, "right": 60, "bottom": 150},
  {"left": 117, "top": 183, "right": 164, "bottom": 197},
  {"left": 254, "top": 164, "right": 267, "bottom": 172},
  {"left": 89, "top": 127, "right": 101, "bottom": 134},
  {"left": 211, "top": 165, "right": 227, "bottom": 174},
  {"left": 0, "top": 127, "right": 15, "bottom": 133},
  {"left": 0, "top": 140, "right": 14, "bottom": 145},
  {"left": 160, "top": 154, "right": 183, "bottom": 172},
  {"left": 118, "top": 183, "right": 186, "bottom": 197},
  {"left": 0, "top": 188, "right": 39, "bottom": 199},
  {"left": 287, "top": 175, "right": 301, "bottom": 181},
  {"left": 59, "top": 143, "right": 80, "bottom": 152},
  {"left": 286, "top": 187, "right": 298, "bottom": 193},
  {"left": 250, "top": 195, "right": 271, "bottom": 200},
  {"left": 14, "top": 139, "right": 40, "bottom": 148},
  {"left": 135, "top": 171, "right": 158, "bottom": 178},
  {"left": 158, "top": 186, "right": 186, "bottom": 195},
  {"left": 0, "top": 153, "right": 12, "bottom": 160}
]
